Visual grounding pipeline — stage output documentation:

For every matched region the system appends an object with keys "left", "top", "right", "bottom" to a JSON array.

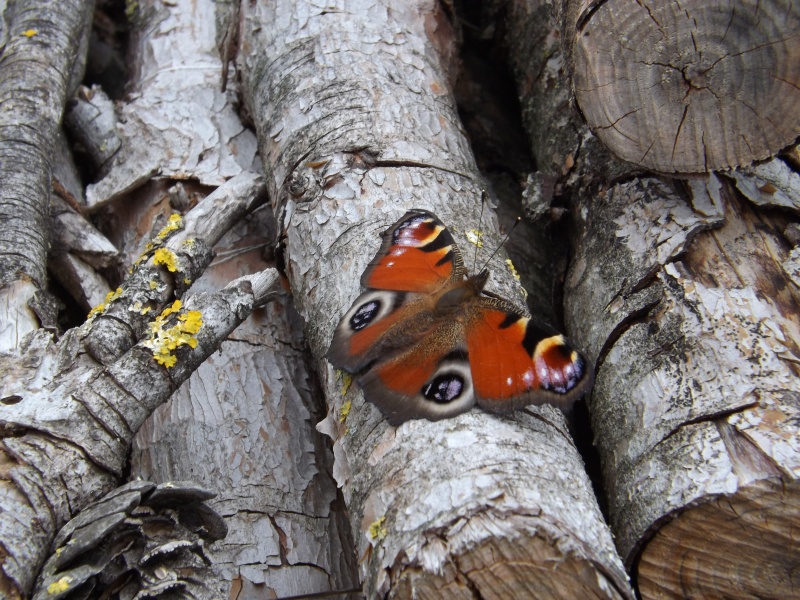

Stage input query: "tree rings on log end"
[
  {"left": 635, "top": 478, "right": 800, "bottom": 599},
  {"left": 390, "top": 535, "right": 633, "bottom": 599},
  {"left": 572, "top": 0, "right": 800, "bottom": 173}
]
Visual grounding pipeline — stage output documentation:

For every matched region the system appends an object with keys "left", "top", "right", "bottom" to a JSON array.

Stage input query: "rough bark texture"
[
  {"left": 501, "top": 1, "right": 800, "bottom": 597},
  {"left": 0, "top": 0, "right": 94, "bottom": 350},
  {"left": 31, "top": 480, "right": 228, "bottom": 600},
  {"left": 132, "top": 212, "right": 360, "bottom": 598},
  {"left": 0, "top": 173, "right": 274, "bottom": 598},
  {"left": 566, "top": 174, "right": 800, "bottom": 582},
  {"left": 559, "top": 0, "right": 800, "bottom": 173},
  {"left": 117, "top": 1, "right": 360, "bottom": 597},
  {"left": 238, "top": 1, "right": 632, "bottom": 597}
]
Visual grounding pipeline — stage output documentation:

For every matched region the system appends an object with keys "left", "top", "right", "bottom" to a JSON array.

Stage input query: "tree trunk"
[
  {"left": 238, "top": 1, "right": 632, "bottom": 597},
  {"left": 559, "top": 0, "right": 800, "bottom": 173},
  {"left": 500, "top": 1, "right": 800, "bottom": 597}
]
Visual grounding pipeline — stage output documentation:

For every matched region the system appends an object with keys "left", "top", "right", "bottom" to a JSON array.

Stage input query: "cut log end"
[
  {"left": 635, "top": 478, "right": 800, "bottom": 599},
  {"left": 570, "top": 0, "right": 800, "bottom": 173},
  {"left": 391, "top": 535, "right": 631, "bottom": 599}
]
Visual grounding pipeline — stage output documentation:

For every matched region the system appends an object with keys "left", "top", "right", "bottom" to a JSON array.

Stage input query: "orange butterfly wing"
[
  {"left": 361, "top": 210, "right": 465, "bottom": 291},
  {"left": 327, "top": 211, "right": 463, "bottom": 373},
  {"left": 465, "top": 301, "right": 593, "bottom": 411},
  {"left": 328, "top": 210, "right": 594, "bottom": 424}
]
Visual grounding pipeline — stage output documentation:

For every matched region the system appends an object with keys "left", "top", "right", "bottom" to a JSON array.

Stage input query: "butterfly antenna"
[{"left": 479, "top": 216, "right": 522, "bottom": 273}]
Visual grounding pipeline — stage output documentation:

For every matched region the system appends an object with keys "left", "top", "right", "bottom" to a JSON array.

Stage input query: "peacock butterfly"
[{"left": 326, "top": 209, "right": 593, "bottom": 425}]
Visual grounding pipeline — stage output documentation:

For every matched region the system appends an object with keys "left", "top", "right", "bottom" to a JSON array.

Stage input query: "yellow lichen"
[
  {"left": 149, "top": 280, "right": 158, "bottom": 290},
  {"left": 23, "top": 29, "right": 38, "bottom": 38},
  {"left": 466, "top": 229, "right": 484, "bottom": 248},
  {"left": 339, "top": 372, "right": 353, "bottom": 395},
  {"left": 87, "top": 287, "right": 123, "bottom": 319},
  {"left": 48, "top": 575, "right": 73, "bottom": 594},
  {"left": 153, "top": 248, "right": 179, "bottom": 272},
  {"left": 505, "top": 258, "right": 521, "bottom": 281},
  {"left": 368, "top": 516, "right": 388, "bottom": 541},
  {"left": 134, "top": 214, "right": 184, "bottom": 268},
  {"left": 155, "top": 213, "right": 183, "bottom": 241},
  {"left": 339, "top": 400, "right": 351, "bottom": 423},
  {"left": 142, "top": 300, "right": 203, "bottom": 368}
]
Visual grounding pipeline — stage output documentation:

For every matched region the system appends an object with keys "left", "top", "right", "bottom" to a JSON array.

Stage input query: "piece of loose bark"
[
  {"left": 559, "top": 0, "right": 800, "bottom": 173},
  {"left": 64, "top": 85, "right": 122, "bottom": 174},
  {"left": 31, "top": 480, "right": 226, "bottom": 600},
  {"left": 238, "top": 1, "right": 633, "bottom": 597}
]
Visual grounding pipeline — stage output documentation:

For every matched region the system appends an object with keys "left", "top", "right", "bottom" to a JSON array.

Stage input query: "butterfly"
[{"left": 326, "top": 209, "right": 593, "bottom": 425}]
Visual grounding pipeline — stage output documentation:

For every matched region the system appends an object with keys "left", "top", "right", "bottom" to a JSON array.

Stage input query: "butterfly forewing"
[{"left": 362, "top": 210, "right": 466, "bottom": 292}]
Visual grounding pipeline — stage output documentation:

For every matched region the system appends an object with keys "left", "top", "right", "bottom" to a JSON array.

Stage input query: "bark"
[
  {"left": 101, "top": 0, "right": 360, "bottom": 596},
  {"left": 558, "top": 0, "right": 800, "bottom": 173},
  {"left": 0, "top": 174, "right": 274, "bottom": 599},
  {"left": 501, "top": 1, "right": 800, "bottom": 597},
  {"left": 49, "top": 129, "right": 118, "bottom": 312},
  {"left": 570, "top": 174, "right": 800, "bottom": 599},
  {"left": 238, "top": 1, "right": 632, "bottom": 597},
  {"left": 0, "top": 0, "right": 94, "bottom": 351},
  {"left": 31, "top": 480, "right": 227, "bottom": 600}
]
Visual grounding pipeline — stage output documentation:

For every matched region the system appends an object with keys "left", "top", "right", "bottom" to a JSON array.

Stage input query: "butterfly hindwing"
[
  {"left": 465, "top": 299, "right": 593, "bottom": 412},
  {"left": 361, "top": 210, "right": 466, "bottom": 292},
  {"left": 357, "top": 321, "right": 475, "bottom": 425}
]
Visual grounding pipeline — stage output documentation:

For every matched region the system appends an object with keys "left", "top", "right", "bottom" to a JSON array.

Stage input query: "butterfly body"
[{"left": 327, "top": 210, "right": 593, "bottom": 425}]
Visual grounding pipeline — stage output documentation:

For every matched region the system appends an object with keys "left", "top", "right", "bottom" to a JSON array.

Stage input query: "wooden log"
[
  {"left": 238, "top": 1, "right": 633, "bottom": 597},
  {"left": 500, "top": 2, "right": 800, "bottom": 597},
  {"left": 0, "top": 0, "right": 94, "bottom": 351},
  {"left": 86, "top": 0, "right": 361, "bottom": 595},
  {"left": 558, "top": 0, "right": 800, "bottom": 173}
]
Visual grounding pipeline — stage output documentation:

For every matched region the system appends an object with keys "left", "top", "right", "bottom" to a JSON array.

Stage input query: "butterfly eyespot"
[
  {"left": 351, "top": 300, "right": 381, "bottom": 331},
  {"left": 422, "top": 373, "right": 466, "bottom": 404}
]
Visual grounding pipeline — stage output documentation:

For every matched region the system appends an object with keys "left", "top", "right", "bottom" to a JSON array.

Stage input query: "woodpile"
[{"left": 0, "top": 0, "right": 797, "bottom": 598}]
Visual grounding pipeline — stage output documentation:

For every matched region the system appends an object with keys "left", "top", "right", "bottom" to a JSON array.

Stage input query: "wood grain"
[{"left": 568, "top": 0, "right": 800, "bottom": 172}]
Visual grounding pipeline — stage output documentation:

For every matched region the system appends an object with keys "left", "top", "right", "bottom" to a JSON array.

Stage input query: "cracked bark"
[
  {"left": 501, "top": 1, "right": 800, "bottom": 597},
  {"left": 238, "top": 1, "right": 632, "bottom": 597},
  {"left": 557, "top": 0, "right": 800, "bottom": 172},
  {"left": 0, "top": 174, "right": 276, "bottom": 598}
]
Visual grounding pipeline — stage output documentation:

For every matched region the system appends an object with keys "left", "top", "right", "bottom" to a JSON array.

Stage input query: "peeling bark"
[
  {"left": 0, "top": 172, "right": 274, "bottom": 598},
  {"left": 109, "top": 1, "right": 361, "bottom": 597}
]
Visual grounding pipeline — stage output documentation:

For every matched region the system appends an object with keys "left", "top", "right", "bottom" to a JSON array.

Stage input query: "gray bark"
[
  {"left": 238, "top": 1, "right": 632, "bottom": 597},
  {"left": 0, "top": 0, "right": 94, "bottom": 351},
  {"left": 107, "top": 0, "right": 360, "bottom": 597}
]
